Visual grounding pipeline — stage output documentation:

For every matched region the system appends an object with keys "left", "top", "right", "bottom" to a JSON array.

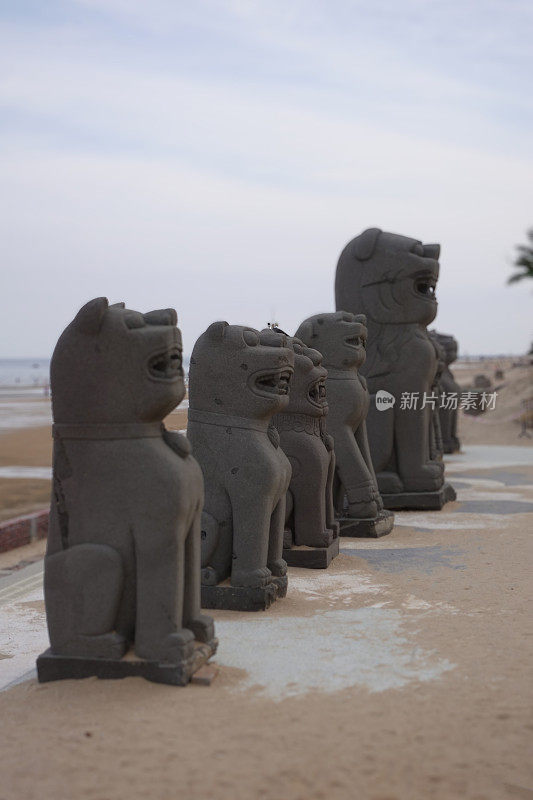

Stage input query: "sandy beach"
[
  {"left": 0, "top": 363, "right": 532, "bottom": 800},
  {"left": 453, "top": 358, "right": 532, "bottom": 447}
]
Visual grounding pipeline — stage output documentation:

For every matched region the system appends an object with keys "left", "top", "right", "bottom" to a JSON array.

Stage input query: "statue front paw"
[
  {"left": 187, "top": 614, "right": 215, "bottom": 643},
  {"left": 136, "top": 629, "right": 194, "bottom": 663},
  {"left": 297, "top": 530, "right": 333, "bottom": 548},
  {"left": 267, "top": 558, "right": 287, "bottom": 577},
  {"left": 377, "top": 471, "right": 403, "bottom": 494},
  {"left": 403, "top": 463, "right": 444, "bottom": 492},
  {"left": 347, "top": 500, "right": 379, "bottom": 520},
  {"left": 231, "top": 567, "right": 272, "bottom": 588},
  {"left": 347, "top": 483, "right": 376, "bottom": 506},
  {"left": 201, "top": 566, "right": 219, "bottom": 586}
]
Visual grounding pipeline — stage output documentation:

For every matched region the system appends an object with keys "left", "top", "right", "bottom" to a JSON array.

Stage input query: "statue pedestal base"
[
  {"left": 443, "top": 443, "right": 461, "bottom": 454},
  {"left": 201, "top": 575, "right": 287, "bottom": 611},
  {"left": 337, "top": 510, "right": 394, "bottom": 538},
  {"left": 381, "top": 482, "right": 456, "bottom": 510},
  {"left": 283, "top": 536, "right": 339, "bottom": 568},
  {"left": 36, "top": 638, "right": 218, "bottom": 686}
]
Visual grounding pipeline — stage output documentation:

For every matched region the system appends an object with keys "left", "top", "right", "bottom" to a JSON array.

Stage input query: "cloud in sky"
[{"left": 1, "top": 0, "right": 532, "bottom": 356}]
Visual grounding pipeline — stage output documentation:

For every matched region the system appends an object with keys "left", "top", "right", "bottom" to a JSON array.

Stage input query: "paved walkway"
[
  {"left": 1, "top": 443, "right": 531, "bottom": 696},
  {"left": 0, "top": 559, "right": 47, "bottom": 690},
  {"left": 1, "top": 444, "right": 532, "bottom": 800}
]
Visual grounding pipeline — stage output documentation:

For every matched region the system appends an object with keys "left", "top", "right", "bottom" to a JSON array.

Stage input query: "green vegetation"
[{"left": 508, "top": 228, "right": 533, "bottom": 284}]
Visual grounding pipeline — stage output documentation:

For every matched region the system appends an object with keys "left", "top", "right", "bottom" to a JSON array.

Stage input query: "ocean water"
[
  {"left": 0, "top": 358, "right": 190, "bottom": 389},
  {"left": 0, "top": 359, "right": 50, "bottom": 390},
  {"left": 0, "top": 360, "right": 51, "bottom": 431}
]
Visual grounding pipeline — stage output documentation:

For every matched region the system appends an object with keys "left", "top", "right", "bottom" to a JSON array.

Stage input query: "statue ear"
[
  {"left": 294, "top": 320, "right": 314, "bottom": 344},
  {"left": 206, "top": 321, "right": 228, "bottom": 341},
  {"left": 423, "top": 243, "right": 440, "bottom": 260},
  {"left": 74, "top": 297, "right": 108, "bottom": 334},
  {"left": 109, "top": 302, "right": 125, "bottom": 309},
  {"left": 353, "top": 228, "right": 381, "bottom": 260},
  {"left": 306, "top": 347, "right": 323, "bottom": 366}
]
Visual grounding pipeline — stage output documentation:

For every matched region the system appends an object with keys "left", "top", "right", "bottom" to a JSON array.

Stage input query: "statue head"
[
  {"left": 335, "top": 227, "right": 440, "bottom": 326},
  {"left": 51, "top": 297, "right": 184, "bottom": 424},
  {"left": 295, "top": 311, "right": 367, "bottom": 372},
  {"left": 189, "top": 322, "right": 294, "bottom": 420},
  {"left": 260, "top": 329, "right": 327, "bottom": 418},
  {"left": 433, "top": 332, "right": 459, "bottom": 365}
]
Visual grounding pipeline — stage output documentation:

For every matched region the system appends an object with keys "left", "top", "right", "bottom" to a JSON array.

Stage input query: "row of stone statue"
[{"left": 37, "top": 227, "right": 461, "bottom": 686}]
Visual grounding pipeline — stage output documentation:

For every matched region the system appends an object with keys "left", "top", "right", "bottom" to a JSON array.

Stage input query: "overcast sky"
[{"left": 1, "top": 0, "right": 532, "bottom": 357}]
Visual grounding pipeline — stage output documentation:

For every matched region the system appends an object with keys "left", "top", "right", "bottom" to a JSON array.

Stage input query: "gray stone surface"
[
  {"left": 187, "top": 322, "right": 293, "bottom": 610},
  {"left": 380, "top": 482, "right": 456, "bottom": 510},
  {"left": 454, "top": 500, "right": 533, "bottom": 515},
  {"left": 340, "top": 545, "right": 466, "bottom": 574},
  {"left": 40, "top": 298, "right": 216, "bottom": 684},
  {"left": 201, "top": 580, "right": 280, "bottom": 612},
  {"left": 458, "top": 469, "right": 528, "bottom": 487},
  {"left": 37, "top": 641, "right": 214, "bottom": 686},
  {"left": 295, "top": 311, "right": 394, "bottom": 534},
  {"left": 336, "top": 512, "right": 395, "bottom": 538},
  {"left": 259, "top": 328, "right": 339, "bottom": 568},
  {"left": 431, "top": 332, "right": 461, "bottom": 453},
  {"left": 335, "top": 227, "right": 453, "bottom": 509},
  {"left": 428, "top": 331, "right": 445, "bottom": 462},
  {"left": 282, "top": 538, "right": 340, "bottom": 568}
]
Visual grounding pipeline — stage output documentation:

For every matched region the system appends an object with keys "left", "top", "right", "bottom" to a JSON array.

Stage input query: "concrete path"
[{"left": 0, "top": 559, "right": 46, "bottom": 690}]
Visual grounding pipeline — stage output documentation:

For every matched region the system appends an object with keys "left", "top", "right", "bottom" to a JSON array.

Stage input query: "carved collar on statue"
[
  {"left": 274, "top": 413, "right": 321, "bottom": 436},
  {"left": 187, "top": 408, "right": 270, "bottom": 433},
  {"left": 53, "top": 422, "right": 165, "bottom": 440}
]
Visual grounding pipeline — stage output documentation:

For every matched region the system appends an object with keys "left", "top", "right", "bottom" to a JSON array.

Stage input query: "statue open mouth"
[
  {"left": 254, "top": 369, "right": 293, "bottom": 396},
  {"left": 148, "top": 348, "right": 183, "bottom": 380},
  {"left": 344, "top": 335, "right": 366, "bottom": 349},
  {"left": 414, "top": 275, "right": 437, "bottom": 299},
  {"left": 308, "top": 379, "right": 327, "bottom": 405}
]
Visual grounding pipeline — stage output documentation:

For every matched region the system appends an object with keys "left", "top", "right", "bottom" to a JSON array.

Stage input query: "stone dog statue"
[
  {"left": 259, "top": 328, "right": 339, "bottom": 568},
  {"left": 295, "top": 312, "right": 394, "bottom": 537},
  {"left": 187, "top": 322, "right": 294, "bottom": 611},
  {"left": 335, "top": 227, "right": 455, "bottom": 509},
  {"left": 428, "top": 331, "right": 445, "bottom": 461},
  {"left": 431, "top": 331, "right": 461, "bottom": 453},
  {"left": 37, "top": 298, "right": 216, "bottom": 685}
]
